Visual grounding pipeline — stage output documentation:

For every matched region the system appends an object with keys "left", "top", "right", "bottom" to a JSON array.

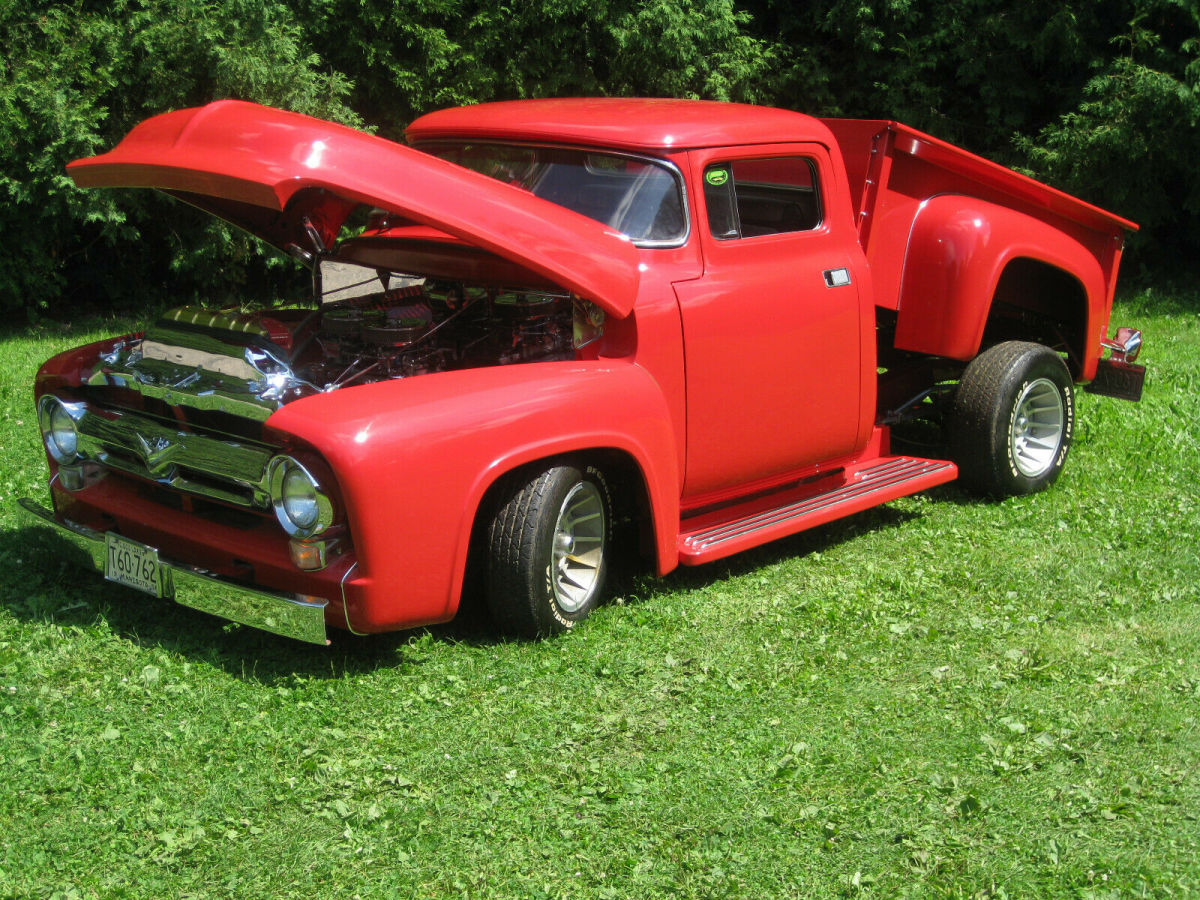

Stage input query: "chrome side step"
[{"left": 678, "top": 456, "right": 956, "bottom": 564}]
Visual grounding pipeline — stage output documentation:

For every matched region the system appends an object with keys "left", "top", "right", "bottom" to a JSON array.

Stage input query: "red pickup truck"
[{"left": 19, "top": 98, "right": 1144, "bottom": 644}]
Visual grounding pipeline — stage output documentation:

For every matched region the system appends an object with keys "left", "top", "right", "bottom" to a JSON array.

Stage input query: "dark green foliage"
[
  {"left": 746, "top": 1, "right": 1128, "bottom": 154},
  {"left": 747, "top": 0, "right": 1200, "bottom": 276},
  {"left": 0, "top": 0, "right": 359, "bottom": 317},
  {"left": 1024, "top": 4, "right": 1200, "bottom": 267},
  {"left": 1, "top": 0, "right": 1197, "bottom": 317},
  {"left": 301, "top": 0, "right": 769, "bottom": 138}
]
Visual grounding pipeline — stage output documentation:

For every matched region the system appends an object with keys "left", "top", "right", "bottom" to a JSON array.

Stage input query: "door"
[{"left": 675, "top": 144, "right": 867, "bottom": 500}]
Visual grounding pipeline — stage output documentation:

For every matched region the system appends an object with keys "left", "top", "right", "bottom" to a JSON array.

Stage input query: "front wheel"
[
  {"left": 486, "top": 463, "right": 610, "bottom": 637},
  {"left": 950, "top": 341, "right": 1075, "bottom": 497}
]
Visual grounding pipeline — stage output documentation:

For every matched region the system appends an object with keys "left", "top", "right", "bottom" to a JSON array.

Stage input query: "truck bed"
[{"left": 821, "top": 118, "right": 1138, "bottom": 312}]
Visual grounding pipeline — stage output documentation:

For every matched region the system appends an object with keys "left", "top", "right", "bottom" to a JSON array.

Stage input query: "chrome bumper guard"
[{"left": 16, "top": 498, "right": 329, "bottom": 645}]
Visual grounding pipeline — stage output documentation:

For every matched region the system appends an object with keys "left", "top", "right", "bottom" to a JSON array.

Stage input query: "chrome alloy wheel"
[
  {"left": 1010, "top": 377, "right": 1066, "bottom": 478},
  {"left": 550, "top": 481, "right": 606, "bottom": 613}
]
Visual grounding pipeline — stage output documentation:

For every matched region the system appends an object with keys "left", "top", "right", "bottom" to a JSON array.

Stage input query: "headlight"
[
  {"left": 37, "top": 396, "right": 84, "bottom": 465},
  {"left": 268, "top": 455, "right": 334, "bottom": 538}
]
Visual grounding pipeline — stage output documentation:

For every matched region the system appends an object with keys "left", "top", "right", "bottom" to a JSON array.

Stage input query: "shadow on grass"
[{"left": 2, "top": 488, "right": 958, "bottom": 680}]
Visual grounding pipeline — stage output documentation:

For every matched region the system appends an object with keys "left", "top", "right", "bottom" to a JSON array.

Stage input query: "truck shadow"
[
  {"left": 604, "top": 492, "right": 944, "bottom": 607},
  {"left": 2, "top": 488, "right": 960, "bottom": 680},
  {"left": 2, "top": 524, "right": 429, "bottom": 680}
]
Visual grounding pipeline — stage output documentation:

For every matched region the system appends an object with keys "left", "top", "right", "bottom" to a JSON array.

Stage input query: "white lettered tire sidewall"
[
  {"left": 486, "top": 462, "right": 611, "bottom": 637},
  {"left": 1003, "top": 373, "right": 1073, "bottom": 481}
]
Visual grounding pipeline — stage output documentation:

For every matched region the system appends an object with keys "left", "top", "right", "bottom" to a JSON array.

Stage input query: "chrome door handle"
[{"left": 823, "top": 268, "right": 852, "bottom": 288}]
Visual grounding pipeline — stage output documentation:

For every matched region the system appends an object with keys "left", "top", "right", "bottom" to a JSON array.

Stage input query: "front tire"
[
  {"left": 951, "top": 341, "right": 1075, "bottom": 497},
  {"left": 486, "top": 463, "right": 610, "bottom": 637}
]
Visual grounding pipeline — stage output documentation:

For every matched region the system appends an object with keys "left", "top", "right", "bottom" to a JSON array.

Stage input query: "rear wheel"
[
  {"left": 486, "top": 463, "right": 610, "bottom": 637},
  {"left": 951, "top": 341, "right": 1074, "bottom": 497}
]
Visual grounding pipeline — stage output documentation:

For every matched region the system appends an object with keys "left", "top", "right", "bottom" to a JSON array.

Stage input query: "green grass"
[{"left": 1, "top": 293, "right": 1198, "bottom": 899}]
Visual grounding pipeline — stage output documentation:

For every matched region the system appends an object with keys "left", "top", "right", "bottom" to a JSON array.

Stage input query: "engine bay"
[
  {"left": 92, "top": 271, "right": 607, "bottom": 418},
  {"left": 294, "top": 280, "right": 580, "bottom": 390}
]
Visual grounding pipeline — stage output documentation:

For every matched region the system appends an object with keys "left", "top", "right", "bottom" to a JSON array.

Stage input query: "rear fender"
[
  {"left": 893, "top": 195, "right": 1105, "bottom": 370},
  {"left": 265, "top": 361, "right": 680, "bottom": 632}
]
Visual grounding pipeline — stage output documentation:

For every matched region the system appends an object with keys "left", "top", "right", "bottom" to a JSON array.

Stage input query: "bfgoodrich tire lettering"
[
  {"left": 951, "top": 341, "right": 1075, "bottom": 497},
  {"left": 486, "top": 463, "right": 610, "bottom": 637}
]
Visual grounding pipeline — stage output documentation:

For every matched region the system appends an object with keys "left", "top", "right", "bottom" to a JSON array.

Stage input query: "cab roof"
[{"left": 406, "top": 98, "right": 835, "bottom": 152}]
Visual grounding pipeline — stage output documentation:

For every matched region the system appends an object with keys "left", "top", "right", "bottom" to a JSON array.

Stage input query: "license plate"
[
  {"left": 1085, "top": 358, "right": 1146, "bottom": 402},
  {"left": 104, "top": 532, "right": 164, "bottom": 597}
]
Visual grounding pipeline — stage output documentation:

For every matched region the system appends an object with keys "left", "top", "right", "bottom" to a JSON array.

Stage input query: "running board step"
[{"left": 678, "top": 456, "right": 957, "bottom": 564}]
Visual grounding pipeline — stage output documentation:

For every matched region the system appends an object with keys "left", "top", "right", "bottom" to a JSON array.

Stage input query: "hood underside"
[{"left": 67, "top": 100, "right": 641, "bottom": 317}]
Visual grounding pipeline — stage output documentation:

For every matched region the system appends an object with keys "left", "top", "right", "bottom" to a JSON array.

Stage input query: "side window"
[{"left": 704, "top": 157, "right": 822, "bottom": 240}]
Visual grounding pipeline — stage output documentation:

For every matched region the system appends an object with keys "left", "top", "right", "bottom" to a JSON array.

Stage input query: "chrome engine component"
[{"left": 88, "top": 283, "right": 578, "bottom": 422}]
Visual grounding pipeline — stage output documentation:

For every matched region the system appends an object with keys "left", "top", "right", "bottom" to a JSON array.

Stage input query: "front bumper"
[{"left": 17, "top": 497, "right": 329, "bottom": 645}]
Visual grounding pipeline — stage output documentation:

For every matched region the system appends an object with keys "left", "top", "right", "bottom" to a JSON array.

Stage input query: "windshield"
[{"left": 417, "top": 142, "right": 686, "bottom": 245}]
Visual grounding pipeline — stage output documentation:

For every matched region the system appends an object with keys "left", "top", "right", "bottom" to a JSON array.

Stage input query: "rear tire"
[
  {"left": 486, "top": 463, "right": 610, "bottom": 637},
  {"left": 951, "top": 341, "right": 1074, "bottom": 497}
]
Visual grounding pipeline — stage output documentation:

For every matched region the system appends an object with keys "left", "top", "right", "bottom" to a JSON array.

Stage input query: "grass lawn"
[{"left": 0, "top": 290, "right": 1197, "bottom": 898}]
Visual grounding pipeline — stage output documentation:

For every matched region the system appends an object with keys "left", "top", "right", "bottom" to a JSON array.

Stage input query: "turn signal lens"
[{"left": 289, "top": 539, "right": 329, "bottom": 571}]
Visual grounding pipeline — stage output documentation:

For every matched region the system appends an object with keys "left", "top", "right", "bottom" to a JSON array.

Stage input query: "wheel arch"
[
  {"left": 458, "top": 445, "right": 667, "bottom": 615},
  {"left": 893, "top": 195, "right": 1106, "bottom": 378},
  {"left": 982, "top": 258, "right": 1090, "bottom": 378}
]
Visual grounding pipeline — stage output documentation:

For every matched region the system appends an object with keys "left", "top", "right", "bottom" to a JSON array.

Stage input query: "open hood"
[{"left": 67, "top": 100, "right": 641, "bottom": 317}]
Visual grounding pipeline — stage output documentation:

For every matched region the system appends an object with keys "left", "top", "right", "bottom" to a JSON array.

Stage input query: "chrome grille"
[{"left": 72, "top": 404, "right": 275, "bottom": 510}]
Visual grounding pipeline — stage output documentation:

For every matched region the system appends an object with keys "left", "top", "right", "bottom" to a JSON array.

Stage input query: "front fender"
[
  {"left": 264, "top": 360, "right": 680, "bottom": 631},
  {"left": 894, "top": 195, "right": 1105, "bottom": 364}
]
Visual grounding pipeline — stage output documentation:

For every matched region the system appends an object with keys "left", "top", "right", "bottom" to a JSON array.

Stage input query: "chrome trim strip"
[
  {"left": 340, "top": 562, "right": 367, "bottom": 635},
  {"left": 16, "top": 497, "right": 329, "bottom": 645}
]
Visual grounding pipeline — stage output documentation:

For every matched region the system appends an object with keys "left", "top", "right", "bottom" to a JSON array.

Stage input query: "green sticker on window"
[{"left": 706, "top": 168, "right": 729, "bottom": 187}]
